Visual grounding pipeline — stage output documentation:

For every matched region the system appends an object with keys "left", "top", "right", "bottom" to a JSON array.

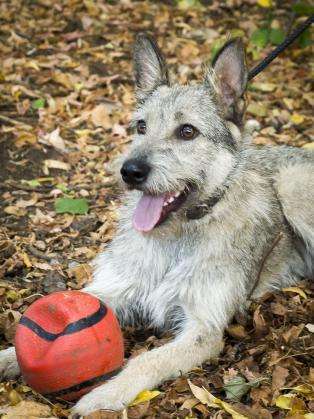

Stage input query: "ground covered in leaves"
[{"left": 0, "top": 0, "right": 313, "bottom": 418}]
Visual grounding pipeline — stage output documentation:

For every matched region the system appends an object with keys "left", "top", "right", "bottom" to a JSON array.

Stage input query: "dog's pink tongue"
[{"left": 133, "top": 193, "right": 165, "bottom": 232}]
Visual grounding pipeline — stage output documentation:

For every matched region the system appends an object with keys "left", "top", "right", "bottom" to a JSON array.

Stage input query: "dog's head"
[{"left": 121, "top": 34, "right": 248, "bottom": 233}]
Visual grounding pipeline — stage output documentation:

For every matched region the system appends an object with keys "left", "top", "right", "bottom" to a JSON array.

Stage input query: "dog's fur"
[{"left": 0, "top": 35, "right": 313, "bottom": 415}]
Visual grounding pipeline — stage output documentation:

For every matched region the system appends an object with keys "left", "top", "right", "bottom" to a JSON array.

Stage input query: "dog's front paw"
[
  {"left": 72, "top": 381, "right": 133, "bottom": 416},
  {"left": 0, "top": 347, "right": 20, "bottom": 380}
]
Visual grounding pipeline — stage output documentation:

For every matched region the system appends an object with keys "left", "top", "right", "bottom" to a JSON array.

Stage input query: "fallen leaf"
[
  {"left": 282, "top": 324, "right": 304, "bottom": 343},
  {"left": 1, "top": 400, "right": 52, "bottom": 418},
  {"left": 223, "top": 376, "right": 251, "bottom": 401},
  {"left": 270, "top": 302, "right": 288, "bottom": 316},
  {"left": 275, "top": 393, "right": 307, "bottom": 415},
  {"left": 180, "top": 398, "right": 199, "bottom": 409},
  {"left": 42, "top": 127, "right": 66, "bottom": 152},
  {"left": 257, "top": 0, "right": 272, "bottom": 7},
  {"left": 68, "top": 263, "right": 93, "bottom": 288},
  {"left": 43, "top": 159, "right": 70, "bottom": 174},
  {"left": 55, "top": 197, "right": 89, "bottom": 215},
  {"left": 188, "top": 380, "right": 248, "bottom": 419},
  {"left": 129, "top": 390, "right": 161, "bottom": 406},
  {"left": 272, "top": 365, "right": 289, "bottom": 394},
  {"left": 15, "top": 196, "right": 38, "bottom": 208},
  {"left": 177, "top": 0, "right": 201, "bottom": 10},
  {"left": 3, "top": 310, "right": 22, "bottom": 343},
  {"left": 283, "top": 384, "right": 314, "bottom": 398},
  {"left": 90, "top": 104, "right": 112, "bottom": 129},
  {"left": 14, "top": 132, "right": 37, "bottom": 148},
  {"left": 251, "top": 82, "right": 276, "bottom": 92},
  {"left": 4, "top": 206, "right": 27, "bottom": 217},
  {"left": 19, "top": 252, "right": 32, "bottom": 268},
  {"left": 283, "top": 287, "right": 307, "bottom": 299},
  {"left": 247, "top": 103, "right": 267, "bottom": 117},
  {"left": 305, "top": 323, "right": 314, "bottom": 333},
  {"left": 226, "top": 324, "right": 247, "bottom": 339},
  {"left": 290, "top": 113, "right": 305, "bottom": 125},
  {"left": 31, "top": 98, "right": 45, "bottom": 109},
  {"left": 53, "top": 71, "right": 74, "bottom": 89},
  {"left": 253, "top": 305, "right": 268, "bottom": 335}
]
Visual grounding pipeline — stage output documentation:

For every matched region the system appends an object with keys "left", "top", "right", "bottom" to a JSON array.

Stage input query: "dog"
[{"left": 0, "top": 34, "right": 313, "bottom": 416}]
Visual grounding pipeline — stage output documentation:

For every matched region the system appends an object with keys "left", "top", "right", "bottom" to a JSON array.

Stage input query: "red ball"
[{"left": 15, "top": 291, "right": 124, "bottom": 401}]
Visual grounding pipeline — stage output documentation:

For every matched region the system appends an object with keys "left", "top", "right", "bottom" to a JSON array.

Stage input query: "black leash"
[{"left": 248, "top": 15, "right": 314, "bottom": 81}]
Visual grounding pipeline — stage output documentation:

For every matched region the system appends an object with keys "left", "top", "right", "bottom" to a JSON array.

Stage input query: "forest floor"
[{"left": 0, "top": 0, "right": 313, "bottom": 418}]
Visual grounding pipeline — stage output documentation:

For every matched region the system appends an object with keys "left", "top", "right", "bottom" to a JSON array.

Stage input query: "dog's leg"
[
  {"left": 82, "top": 251, "right": 138, "bottom": 325},
  {"left": 0, "top": 347, "right": 20, "bottom": 380},
  {"left": 72, "top": 318, "right": 223, "bottom": 415}
]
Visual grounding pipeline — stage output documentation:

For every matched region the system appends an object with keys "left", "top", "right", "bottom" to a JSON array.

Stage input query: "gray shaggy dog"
[{"left": 0, "top": 34, "right": 313, "bottom": 415}]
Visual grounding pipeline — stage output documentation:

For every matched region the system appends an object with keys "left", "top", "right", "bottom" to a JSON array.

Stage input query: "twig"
[{"left": 0, "top": 114, "right": 33, "bottom": 129}]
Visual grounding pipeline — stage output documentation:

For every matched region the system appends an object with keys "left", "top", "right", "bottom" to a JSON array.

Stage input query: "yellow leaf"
[
  {"left": 25, "top": 60, "right": 40, "bottom": 71},
  {"left": 15, "top": 132, "right": 37, "bottom": 148},
  {"left": 129, "top": 390, "right": 161, "bottom": 406},
  {"left": 188, "top": 380, "right": 248, "bottom": 419},
  {"left": 291, "top": 113, "right": 305, "bottom": 125},
  {"left": 247, "top": 102, "right": 267, "bottom": 117},
  {"left": 275, "top": 394, "right": 294, "bottom": 410},
  {"left": 257, "top": 0, "right": 272, "bottom": 7},
  {"left": 20, "top": 252, "right": 32, "bottom": 268},
  {"left": 8, "top": 389, "right": 22, "bottom": 405},
  {"left": 303, "top": 142, "right": 314, "bottom": 150},
  {"left": 288, "top": 384, "right": 314, "bottom": 396},
  {"left": 275, "top": 394, "right": 307, "bottom": 414},
  {"left": 283, "top": 287, "right": 307, "bottom": 299},
  {"left": 252, "top": 82, "right": 276, "bottom": 92}
]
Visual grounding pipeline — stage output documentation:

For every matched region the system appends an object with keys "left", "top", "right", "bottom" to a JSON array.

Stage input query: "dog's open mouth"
[{"left": 133, "top": 187, "right": 189, "bottom": 232}]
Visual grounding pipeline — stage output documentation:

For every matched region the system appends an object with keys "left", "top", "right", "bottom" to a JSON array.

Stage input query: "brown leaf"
[
  {"left": 90, "top": 104, "right": 112, "bottom": 129},
  {"left": 272, "top": 365, "right": 289, "bottom": 394},
  {"left": 270, "top": 302, "right": 288, "bottom": 316},
  {"left": 227, "top": 324, "right": 248, "bottom": 339},
  {"left": 253, "top": 305, "right": 268, "bottom": 336},
  {"left": 4, "top": 206, "right": 27, "bottom": 217},
  {"left": 2, "top": 400, "right": 52, "bottom": 418},
  {"left": 3, "top": 310, "right": 22, "bottom": 343},
  {"left": 282, "top": 324, "right": 304, "bottom": 343},
  {"left": 84, "top": 412, "right": 119, "bottom": 419},
  {"left": 250, "top": 386, "right": 272, "bottom": 406},
  {"left": 127, "top": 401, "right": 150, "bottom": 418}
]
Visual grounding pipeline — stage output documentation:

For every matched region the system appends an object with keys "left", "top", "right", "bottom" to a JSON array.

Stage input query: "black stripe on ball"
[
  {"left": 46, "top": 367, "right": 122, "bottom": 398},
  {"left": 19, "top": 301, "right": 107, "bottom": 341}
]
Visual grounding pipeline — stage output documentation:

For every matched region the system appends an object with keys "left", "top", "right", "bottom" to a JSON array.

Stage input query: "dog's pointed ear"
[
  {"left": 133, "top": 33, "right": 169, "bottom": 102},
  {"left": 207, "top": 38, "right": 248, "bottom": 125}
]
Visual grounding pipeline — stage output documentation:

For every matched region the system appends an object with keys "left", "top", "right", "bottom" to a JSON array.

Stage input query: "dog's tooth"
[
  {"left": 174, "top": 192, "right": 180, "bottom": 197},
  {"left": 168, "top": 197, "right": 174, "bottom": 203}
]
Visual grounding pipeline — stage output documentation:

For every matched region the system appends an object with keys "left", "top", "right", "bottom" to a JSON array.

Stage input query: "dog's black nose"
[{"left": 120, "top": 159, "right": 151, "bottom": 185}]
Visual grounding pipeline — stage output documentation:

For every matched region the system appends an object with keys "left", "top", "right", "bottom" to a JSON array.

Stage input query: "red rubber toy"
[{"left": 15, "top": 291, "right": 124, "bottom": 401}]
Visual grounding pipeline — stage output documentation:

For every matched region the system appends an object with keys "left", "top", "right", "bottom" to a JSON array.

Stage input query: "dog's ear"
[
  {"left": 208, "top": 38, "right": 248, "bottom": 125},
  {"left": 133, "top": 33, "right": 169, "bottom": 102}
]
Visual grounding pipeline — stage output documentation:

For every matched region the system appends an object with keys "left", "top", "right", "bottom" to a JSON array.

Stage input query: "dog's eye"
[
  {"left": 137, "top": 120, "right": 147, "bottom": 135},
  {"left": 179, "top": 124, "right": 198, "bottom": 140}
]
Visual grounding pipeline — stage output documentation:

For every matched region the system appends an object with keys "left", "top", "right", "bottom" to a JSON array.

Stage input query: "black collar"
[
  {"left": 185, "top": 186, "right": 229, "bottom": 220},
  {"left": 185, "top": 157, "right": 240, "bottom": 221}
]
